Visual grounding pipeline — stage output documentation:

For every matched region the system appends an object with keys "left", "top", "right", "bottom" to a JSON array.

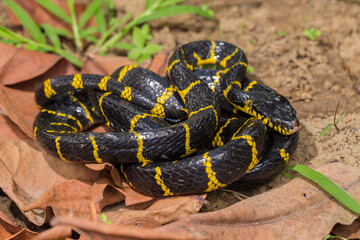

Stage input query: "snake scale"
[{"left": 33, "top": 41, "right": 300, "bottom": 197}]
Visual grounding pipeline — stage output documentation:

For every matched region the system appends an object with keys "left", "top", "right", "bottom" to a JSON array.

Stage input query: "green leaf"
[
  {"left": 4, "top": 0, "right": 46, "bottom": 44},
  {"left": 319, "top": 123, "right": 334, "bottom": 138},
  {"left": 41, "top": 24, "right": 61, "bottom": 49},
  {"left": 136, "top": 53, "right": 151, "bottom": 63},
  {"left": 246, "top": 66, "right": 254, "bottom": 75},
  {"left": 335, "top": 112, "right": 346, "bottom": 124},
  {"left": 129, "top": 5, "right": 214, "bottom": 29},
  {"left": 278, "top": 30, "right": 286, "bottom": 37},
  {"left": 36, "top": 0, "right": 71, "bottom": 23},
  {"left": 115, "top": 42, "right": 136, "bottom": 50},
  {"left": 0, "top": 38, "right": 20, "bottom": 45},
  {"left": 146, "top": 0, "right": 158, "bottom": 9},
  {"left": 132, "top": 27, "right": 146, "bottom": 48},
  {"left": 79, "top": 0, "right": 102, "bottom": 28},
  {"left": 128, "top": 48, "right": 142, "bottom": 60},
  {"left": 141, "top": 24, "right": 150, "bottom": 36},
  {"left": 143, "top": 44, "right": 162, "bottom": 54},
  {"left": 288, "top": 164, "right": 360, "bottom": 214}
]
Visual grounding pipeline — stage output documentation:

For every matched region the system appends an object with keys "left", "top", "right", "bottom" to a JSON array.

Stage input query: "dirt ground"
[{"left": 0, "top": 0, "right": 360, "bottom": 234}]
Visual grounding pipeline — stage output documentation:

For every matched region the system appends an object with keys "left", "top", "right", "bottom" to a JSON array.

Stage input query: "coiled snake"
[{"left": 33, "top": 41, "right": 300, "bottom": 196}]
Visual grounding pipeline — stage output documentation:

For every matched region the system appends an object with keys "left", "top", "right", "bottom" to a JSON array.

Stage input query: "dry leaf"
[
  {"left": 82, "top": 54, "right": 137, "bottom": 75},
  {"left": 0, "top": 114, "right": 29, "bottom": 140},
  {"left": 22, "top": 180, "right": 121, "bottom": 219},
  {"left": 50, "top": 216, "right": 196, "bottom": 240},
  {"left": 103, "top": 195, "right": 205, "bottom": 225},
  {"left": 32, "top": 225, "right": 72, "bottom": 240},
  {"left": 0, "top": 84, "right": 40, "bottom": 138},
  {"left": 85, "top": 163, "right": 154, "bottom": 206},
  {"left": 0, "top": 210, "right": 38, "bottom": 239},
  {"left": 0, "top": 43, "right": 61, "bottom": 85},
  {"left": 332, "top": 220, "right": 360, "bottom": 239},
  {"left": 0, "top": 139, "right": 102, "bottom": 225},
  {"left": 158, "top": 163, "right": 360, "bottom": 240}
]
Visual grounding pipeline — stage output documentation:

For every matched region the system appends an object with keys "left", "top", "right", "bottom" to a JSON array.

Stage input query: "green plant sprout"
[
  {"left": 246, "top": 66, "right": 254, "bottom": 75},
  {"left": 302, "top": 27, "right": 322, "bottom": 40},
  {"left": 1, "top": 0, "right": 214, "bottom": 67},
  {"left": 101, "top": 213, "right": 112, "bottom": 224},
  {"left": 319, "top": 100, "right": 346, "bottom": 138},
  {"left": 323, "top": 234, "right": 348, "bottom": 240},
  {"left": 277, "top": 30, "right": 286, "bottom": 37},
  {"left": 118, "top": 24, "right": 162, "bottom": 64}
]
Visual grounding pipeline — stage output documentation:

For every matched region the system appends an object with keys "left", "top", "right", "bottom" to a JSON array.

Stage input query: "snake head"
[{"left": 225, "top": 81, "right": 300, "bottom": 135}]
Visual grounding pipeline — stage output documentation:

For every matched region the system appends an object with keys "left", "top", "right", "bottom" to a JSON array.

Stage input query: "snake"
[{"left": 33, "top": 40, "right": 300, "bottom": 197}]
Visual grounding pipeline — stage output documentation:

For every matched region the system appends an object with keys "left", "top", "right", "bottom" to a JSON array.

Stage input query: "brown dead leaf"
[
  {"left": 332, "top": 220, "right": 360, "bottom": 239},
  {"left": 103, "top": 195, "right": 205, "bottom": 225},
  {"left": 0, "top": 84, "right": 38, "bottom": 138},
  {"left": 119, "top": 217, "right": 162, "bottom": 229},
  {"left": 0, "top": 114, "right": 29, "bottom": 140},
  {"left": 148, "top": 54, "right": 169, "bottom": 76},
  {"left": 0, "top": 43, "right": 62, "bottom": 85},
  {"left": 22, "top": 180, "right": 124, "bottom": 223},
  {"left": 32, "top": 225, "right": 72, "bottom": 240},
  {"left": 82, "top": 53, "right": 137, "bottom": 75},
  {"left": 0, "top": 139, "right": 103, "bottom": 225},
  {"left": 50, "top": 216, "right": 196, "bottom": 240},
  {"left": 0, "top": 210, "right": 38, "bottom": 239},
  {"left": 85, "top": 163, "right": 154, "bottom": 206},
  {"left": 157, "top": 163, "right": 360, "bottom": 240}
]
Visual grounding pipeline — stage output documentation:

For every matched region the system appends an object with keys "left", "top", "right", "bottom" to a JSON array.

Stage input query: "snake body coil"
[{"left": 34, "top": 41, "right": 300, "bottom": 196}]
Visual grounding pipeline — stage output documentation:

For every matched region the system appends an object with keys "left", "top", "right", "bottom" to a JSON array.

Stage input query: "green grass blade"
[
  {"left": 335, "top": 112, "right": 346, "bottom": 124},
  {"left": 0, "top": 26, "right": 29, "bottom": 42},
  {"left": 78, "top": 0, "right": 102, "bottom": 29},
  {"left": 145, "top": 0, "right": 157, "bottom": 9},
  {"left": 94, "top": 12, "right": 131, "bottom": 51},
  {"left": 4, "top": 0, "right": 46, "bottom": 44},
  {"left": 36, "top": 0, "right": 71, "bottom": 23},
  {"left": 41, "top": 24, "right": 61, "bottom": 49},
  {"left": 288, "top": 164, "right": 360, "bottom": 214},
  {"left": 159, "top": 0, "right": 185, "bottom": 8},
  {"left": 67, "top": 0, "right": 82, "bottom": 51},
  {"left": 319, "top": 123, "right": 334, "bottom": 138},
  {"left": 129, "top": 5, "right": 213, "bottom": 28},
  {"left": 53, "top": 28, "right": 72, "bottom": 38},
  {"left": 93, "top": 6, "right": 107, "bottom": 33},
  {"left": 56, "top": 49, "right": 82, "bottom": 67}
]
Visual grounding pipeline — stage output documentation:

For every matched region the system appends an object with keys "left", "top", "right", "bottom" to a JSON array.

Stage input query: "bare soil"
[{"left": 0, "top": 0, "right": 360, "bottom": 233}]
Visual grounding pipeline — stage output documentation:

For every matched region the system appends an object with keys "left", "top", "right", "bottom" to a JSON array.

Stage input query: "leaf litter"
[{"left": 0, "top": 0, "right": 360, "bottom": 239}]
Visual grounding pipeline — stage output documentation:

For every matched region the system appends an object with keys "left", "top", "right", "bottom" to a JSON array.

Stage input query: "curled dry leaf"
[
  {"left": 0, "top": 85, "right": 38, "bottom": 138},
  {"left": 85, "top": 163, "right": 154, "bottom": 206},
  {"left": 50, "top": 216, "right": 196, "bottom": 240},
  {"left": 32, "top": 225, "right": 72, "bottom": 240},
  {"left": 103, "top": 195, "right": 205, "bottom": 225},
  {"left": 158, "top": 163, "right": 360, "bottom": 240},
  {"left": 332, "top": 220, "right": 360, "bottom": 239},
  {"left": 0, "top": 43, "right": 61, "bottom": 85},
  {"left": 22, "top": 180, "right": 124, "bottom": 221},
  {"left": 0, "top": 114, "right": 29, "bottom": 140},
  {"left": 0, "top": 209, "right": 38, "bottom": 239},
  {"left": 0, "top": 139, "right": 102, "bottom": 225}
]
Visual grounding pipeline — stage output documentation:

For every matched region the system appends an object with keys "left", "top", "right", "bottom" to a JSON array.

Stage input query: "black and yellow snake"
[{"left": 33, "top": 40, "right": 300, "bottom": 196}]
